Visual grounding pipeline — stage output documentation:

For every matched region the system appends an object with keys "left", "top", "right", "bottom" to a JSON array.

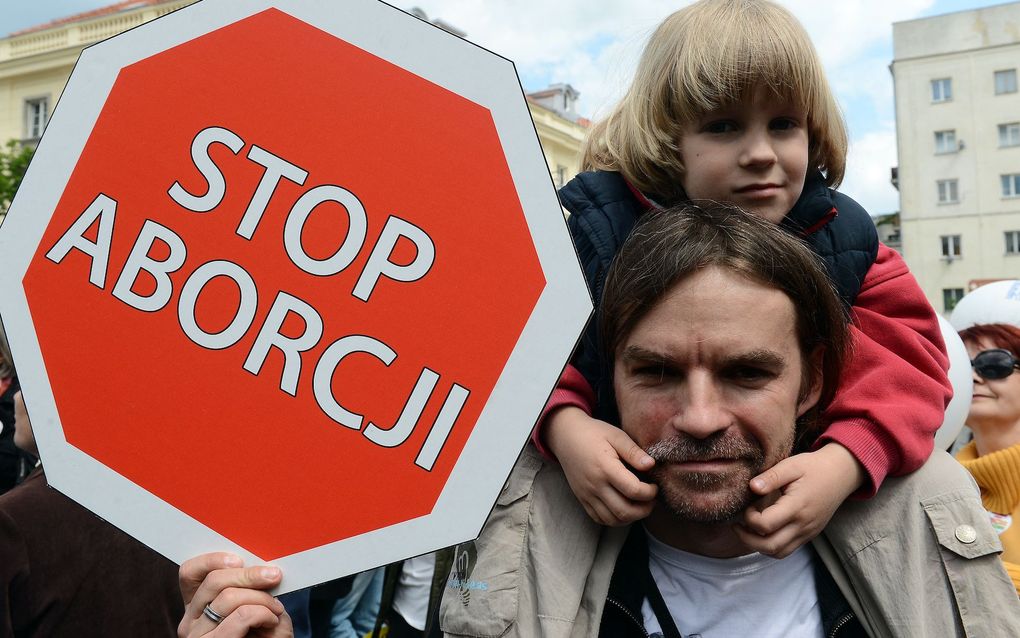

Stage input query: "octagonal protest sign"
[{"left": 0, "top": 0, "right": 591, "bottom": 593}]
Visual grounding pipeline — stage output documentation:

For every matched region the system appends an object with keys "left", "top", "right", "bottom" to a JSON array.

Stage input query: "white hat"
[{"left": 949, "top": 280, "right": 1020, "bottom": 331}]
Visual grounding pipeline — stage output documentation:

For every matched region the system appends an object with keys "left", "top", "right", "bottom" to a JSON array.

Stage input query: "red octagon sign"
[{"left": 0, "top": 0, "right": 590, "bottom": 593}]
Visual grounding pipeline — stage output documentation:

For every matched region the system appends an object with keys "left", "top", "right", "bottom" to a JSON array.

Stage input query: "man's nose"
[
  {"left": 739, "top": 129, "right": 777, "bottom": 168},
  {"left": 670, "top": 375, "right": 731, "bottom": 439}
]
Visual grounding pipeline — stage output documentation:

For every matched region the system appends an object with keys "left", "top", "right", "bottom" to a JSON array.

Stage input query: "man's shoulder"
[
  {"left": 818, "top": 450, "right": 1020, "bottom": 636},
  {"left": 825, "top": 450, "right": 984, "bottom": 554},
  {"left": 831, "top": 451, "right": 973, "bottom": 522},
  {"left": 440, "top": 445, "right": 625, "bottom": 638}
]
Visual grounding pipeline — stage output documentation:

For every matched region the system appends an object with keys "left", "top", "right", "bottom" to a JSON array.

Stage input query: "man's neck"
[{"left": 643, "top": 508, "right": 753, "bottom": 559}]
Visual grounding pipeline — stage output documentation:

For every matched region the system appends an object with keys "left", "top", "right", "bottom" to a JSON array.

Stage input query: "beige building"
[
  {"left": 892, "top": 2, "right": 1020, "bottom": 314},
  {"left": 527, "top": 83, "right": 590, "bottom": 189},
  {"left": 0, "top": 0, "right": 586, "bottom": 218},
  {"left": 0, "top": 0, "right": 197, "bottom": 147}
]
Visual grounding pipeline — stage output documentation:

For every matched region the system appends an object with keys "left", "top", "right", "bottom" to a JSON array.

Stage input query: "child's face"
[{"left": 678, "top": 88, "right": 809, "bottom": 224}]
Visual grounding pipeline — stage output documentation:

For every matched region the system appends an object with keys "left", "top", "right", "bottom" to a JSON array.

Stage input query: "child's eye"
[
  {"left": 770, "top": 117, "right": 800, "bottom": 131},
  {"left": 703, "top": 120, "right": 737, "bottom": 134}
]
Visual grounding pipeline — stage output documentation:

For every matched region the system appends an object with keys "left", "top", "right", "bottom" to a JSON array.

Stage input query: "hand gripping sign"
[{"left": 0, "top": 0, "right": 591, "bottom": 593}]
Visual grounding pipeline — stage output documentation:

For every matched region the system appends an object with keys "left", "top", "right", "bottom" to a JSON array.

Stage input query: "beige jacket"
[{"left": 441, "top": 447, "right": 1020, "bottom": 637}]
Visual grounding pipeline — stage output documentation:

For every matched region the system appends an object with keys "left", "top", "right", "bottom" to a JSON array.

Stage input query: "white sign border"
[{"left": 0, "top": 0, "right": 591, "bottom": 594}]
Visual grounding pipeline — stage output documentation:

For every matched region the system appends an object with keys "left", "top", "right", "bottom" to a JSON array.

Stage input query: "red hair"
[{"left": 958, "top": 323, "right": 1020, "bottom": 358}]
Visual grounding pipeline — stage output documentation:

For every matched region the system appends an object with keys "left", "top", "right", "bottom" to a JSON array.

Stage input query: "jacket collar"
[{"left": 779, "top": 169, "right": 837, "bottom": 237}]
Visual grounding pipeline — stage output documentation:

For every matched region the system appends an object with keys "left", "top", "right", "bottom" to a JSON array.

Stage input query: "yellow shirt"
[{"left": 956, "top": 441, "right": 1020, "bottom": 594}]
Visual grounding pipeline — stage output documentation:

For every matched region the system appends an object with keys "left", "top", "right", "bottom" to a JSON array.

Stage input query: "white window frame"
[
  {"left": 24, "top": 96, "right": 49, "bottom": 140},
  {"left": 1003, "top": 174, "right": 1020, "bottom": 198},
  {"left": 943, "top": 288, "right": 965, "bottom": 312},
  {"left": 934, "top": 129, "right": 957, "bottom": 154},
  {"left": 1005, "top": 231, "right": 1020, "bottom": 255},
  {"left": 995, "top": 69, "right": 1018, "bottom": 95},
  {"left": 1000, "top": 122, "right": 1020, "bottom": 148},
  {"left": 554, "top": 165, "right": 567, "bottom": 188},
  {"left": 937, "top": 178, "right": 959, "bottom": 204},
  {"left": 941, "top": 234, "right": 962, "bottom": 259},
  {"left": 931, "top": 78, "right": 952, "bottom": 103}
]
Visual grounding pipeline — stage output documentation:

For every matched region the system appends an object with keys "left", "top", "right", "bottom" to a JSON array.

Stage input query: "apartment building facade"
[{"left": 892, "top": 2, "right": 1020, "bottom": 314}]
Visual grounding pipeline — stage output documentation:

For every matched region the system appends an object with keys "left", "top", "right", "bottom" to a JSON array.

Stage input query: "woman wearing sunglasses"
[{"left": 955, "top": 322, "right": 1020, "bottom": 595}]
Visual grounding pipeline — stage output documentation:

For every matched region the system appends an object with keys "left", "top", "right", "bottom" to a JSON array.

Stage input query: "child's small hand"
[
  {"left": 734, "top": 442, "right": 865, "bottom": 558},
  {"left": 545, "top": 406, "right": 658, "bottom": 526}
]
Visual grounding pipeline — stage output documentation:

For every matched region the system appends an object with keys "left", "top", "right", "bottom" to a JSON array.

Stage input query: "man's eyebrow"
[
  {"left": 618, "top": 345, "right": 668, "bottom": 363},
  {"left": 724, "top": 349, "right": 786, "bottom": 369},
  {"left": 618, "top": 346, "right": 787, "bottom": 368}
]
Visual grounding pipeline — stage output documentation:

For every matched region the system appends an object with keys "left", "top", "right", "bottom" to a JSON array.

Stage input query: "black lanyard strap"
[{"left": 643, "top": 565, "right": 684, "bottom": 638}]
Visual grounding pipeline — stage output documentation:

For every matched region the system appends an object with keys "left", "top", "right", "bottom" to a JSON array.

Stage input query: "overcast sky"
[{"left": 0, "top": 0, "right": 1006, "bottom": 214}]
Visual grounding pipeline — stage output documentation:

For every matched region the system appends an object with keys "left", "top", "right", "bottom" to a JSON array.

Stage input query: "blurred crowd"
[{"left": 0, "top": 325, "right": 29, "bottom": 493}]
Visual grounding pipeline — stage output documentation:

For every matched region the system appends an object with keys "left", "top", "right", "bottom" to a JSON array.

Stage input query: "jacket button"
[{"left": 955, "top": 524, "right": 977, "bottom": 544}]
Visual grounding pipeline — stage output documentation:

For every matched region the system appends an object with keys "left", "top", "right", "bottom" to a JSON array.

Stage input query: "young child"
[{"left": 537, "top": 0, "right": 952, "bottom": 559}]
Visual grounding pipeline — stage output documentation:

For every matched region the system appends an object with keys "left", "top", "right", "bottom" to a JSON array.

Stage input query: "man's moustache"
[{"left": 644, "top": 432, "right": 763, "bottom": 465}]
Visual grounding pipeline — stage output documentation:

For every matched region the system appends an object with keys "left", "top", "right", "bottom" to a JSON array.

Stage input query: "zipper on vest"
[
  {"left": 801, "top": 206, "right": 838, "bottom": 237},
  {"left": 606, "top": 596, "right": 651, "bottom": 637},
  {"left": 828, "top": 611, "right": 855, "bottom": 638}
]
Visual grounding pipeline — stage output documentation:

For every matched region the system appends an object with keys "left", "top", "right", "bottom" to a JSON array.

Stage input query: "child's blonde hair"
[{"left": 583, "top": 0, "right": 848, "bottom": 202}]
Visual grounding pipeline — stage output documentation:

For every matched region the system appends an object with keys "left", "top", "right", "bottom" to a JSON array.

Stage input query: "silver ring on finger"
[{"left": 203, "top": 603, "right": 226, "bottom": 624}]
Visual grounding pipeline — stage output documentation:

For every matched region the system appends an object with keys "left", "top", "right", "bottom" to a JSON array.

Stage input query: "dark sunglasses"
[{"left": 971, "top": 349, "right": 1020, "bottom": 380}]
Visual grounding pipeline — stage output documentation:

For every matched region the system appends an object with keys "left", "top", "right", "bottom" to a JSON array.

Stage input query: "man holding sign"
[{"left": 176, "top": 203, "right": 1020, "bottom": 637}]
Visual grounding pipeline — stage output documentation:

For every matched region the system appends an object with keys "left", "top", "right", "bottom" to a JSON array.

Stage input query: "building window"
[
  {"left": 24, "top": 97, "right": 49, "bottom": 139},
  {"left": 995, "top": 69, "right": 1018, "bottom": 95},
  {"left": 1006, "top": 231, "right": 1020, "bottom": 255},
  {"left": 1000, "top": 123, "right": 1020, "bottom": 148},
  {"left": 937, "top": 179, "right": 959, "bottom": 204},
  {"left": 554, "top": 165, "right": 567, "bottom": 188},
  {"left": 941, "top": 234, "right": 962, "bottom": 259},
  {"left": 1003, "top": 174, "right": 1020, "bottom": 198},
  {"left": 934, "top": 129, "right": 957, "bottom": 154},
  {"left": 943, "top": 288, "right": 965, "bottom": 312},
  {"left": 931, "top": 78, "right": 952, "bottom": 102}
]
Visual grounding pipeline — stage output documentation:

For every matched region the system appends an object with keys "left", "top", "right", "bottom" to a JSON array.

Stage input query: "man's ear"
[{"left": 797, "top": 345, "right": 825, "bottom": 418}]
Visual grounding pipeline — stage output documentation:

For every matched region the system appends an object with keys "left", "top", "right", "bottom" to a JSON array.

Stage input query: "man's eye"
[
  {"left": 727, "top": 366, "right": 773, "bottom": 384},
  {"left": 633, "top": 364, "right": 676, "bottom": 380}
]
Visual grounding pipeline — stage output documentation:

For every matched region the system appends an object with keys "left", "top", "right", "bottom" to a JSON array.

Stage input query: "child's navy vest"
[{"left": 559, "top": 170, "right": 880, "bottom": 419}]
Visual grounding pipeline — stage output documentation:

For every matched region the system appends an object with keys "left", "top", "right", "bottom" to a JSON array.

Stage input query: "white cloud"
[
  {"left": 412, "top": 1, "right": 935, "bottom": 115},
  {"left": 408, "top": 0, "right": 680, "bottom": 115},
  {"left": 843, "top": 124, "right": 901, "bottom": 215},
  {"left": 410, "top": 0, "right": 937, "bottom": 215},
  {"left": 783, "top": 0, "right": 935, "bottom": 69}
]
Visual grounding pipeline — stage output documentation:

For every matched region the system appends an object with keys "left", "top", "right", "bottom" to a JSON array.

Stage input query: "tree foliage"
[{"left": 0, "top": 140, "right": 35, "bottom": 217}]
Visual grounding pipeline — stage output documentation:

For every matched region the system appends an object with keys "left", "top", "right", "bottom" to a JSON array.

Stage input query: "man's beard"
[{"left": 644, "top": 429, "right": 791, "bottom": 524}]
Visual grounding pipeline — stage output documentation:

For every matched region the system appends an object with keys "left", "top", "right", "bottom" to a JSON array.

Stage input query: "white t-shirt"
[
  {"left": 641, "top": 531, "right": 824, "bottom": 638},
  {"left": 392, "top": 552, "right": 437, "bottom": 631}
]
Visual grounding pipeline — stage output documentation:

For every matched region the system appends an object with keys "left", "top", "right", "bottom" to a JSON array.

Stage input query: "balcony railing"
[{"left": 0, "top": 1, "right": 197, "bottom": 63}]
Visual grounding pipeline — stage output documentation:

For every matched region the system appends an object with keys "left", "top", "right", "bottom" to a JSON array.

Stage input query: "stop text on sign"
[{"left": 44, "top": 125, "right": 468, "bottom": 471}]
